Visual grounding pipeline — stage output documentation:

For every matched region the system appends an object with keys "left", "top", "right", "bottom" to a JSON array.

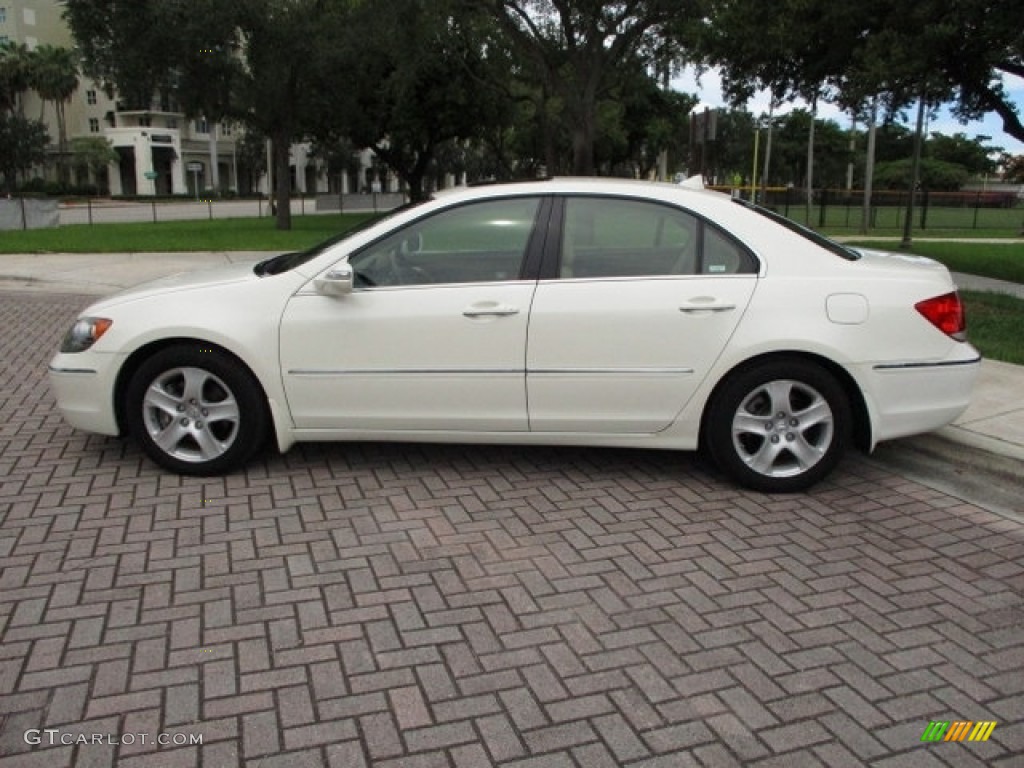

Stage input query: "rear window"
[{"left": 733, "top": 198, "right": 860, "bottom": 261}]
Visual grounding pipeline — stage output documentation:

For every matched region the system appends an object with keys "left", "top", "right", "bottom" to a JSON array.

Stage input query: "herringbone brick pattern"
[{"left": 1, "top": 291, "right": 1022, "bottom": 767}]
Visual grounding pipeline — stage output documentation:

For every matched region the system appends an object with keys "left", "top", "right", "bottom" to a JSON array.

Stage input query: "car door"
[
  {"left": 526, "top": 195, "right": 759, "bottom": 433},
  {"left": 280, "top": 196, "right": 546, "bottom": 432}
]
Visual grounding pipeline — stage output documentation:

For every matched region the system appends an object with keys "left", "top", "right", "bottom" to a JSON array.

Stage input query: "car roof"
[
  {"left": 433, "top": 176, "right": 731, "bottom": 208},
  {"left": 429, "top": 177, "right": 738, "bottom": 222}
]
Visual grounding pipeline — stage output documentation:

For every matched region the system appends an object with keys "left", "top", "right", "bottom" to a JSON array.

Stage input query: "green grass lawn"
[
  {"left": 961, "top": 290, "right": 1024, "bottom": 366},
  {"left": 792, "top": 201, "right": 1024, "bottom": 234},
  {"left": 0, "top": 213, "right": 377, "bottom": 254}
]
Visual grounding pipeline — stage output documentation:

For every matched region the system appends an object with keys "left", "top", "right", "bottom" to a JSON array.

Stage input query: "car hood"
[{"left": 87, "top": 260, "right": 263, "bottom": 310}]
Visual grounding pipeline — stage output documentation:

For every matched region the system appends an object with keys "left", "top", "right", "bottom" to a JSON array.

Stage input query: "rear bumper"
[{"left": 861, "top": 346, "right": 981, "bottom": 445}]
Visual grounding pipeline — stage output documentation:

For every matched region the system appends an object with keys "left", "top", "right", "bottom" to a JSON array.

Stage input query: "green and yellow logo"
[{"left": 921, "top": 721, "right": 997, "bottom": 743}]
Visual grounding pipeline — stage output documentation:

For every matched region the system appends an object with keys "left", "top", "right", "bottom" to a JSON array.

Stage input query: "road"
[{"left": 1, "top": 290, "right": 1021, "bottom": 767}]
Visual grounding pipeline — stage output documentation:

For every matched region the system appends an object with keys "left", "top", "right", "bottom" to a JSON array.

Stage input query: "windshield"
[
  {"left": 733, "top": 198, "right": 860, "bottom": 261},
  {"left": 254, "top": 200, "right": 428, "bottom": 276}
]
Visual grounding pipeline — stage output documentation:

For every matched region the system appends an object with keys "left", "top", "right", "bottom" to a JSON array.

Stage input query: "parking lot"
[{"left": 1, "top": 290, "right": 1022, "bottom": 767}]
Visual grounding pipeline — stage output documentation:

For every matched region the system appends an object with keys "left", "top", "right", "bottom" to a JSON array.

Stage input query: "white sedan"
[{"left": 49, "top": 178, "right": 980, "bottom": 492}]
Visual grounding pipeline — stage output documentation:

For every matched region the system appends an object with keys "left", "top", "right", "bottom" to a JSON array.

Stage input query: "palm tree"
[
  {"left": 30, "top": 45, "right": 79, "bottom": 185},
  {"left": 0, "top": 42, "right": 35, "bottom": 115}
]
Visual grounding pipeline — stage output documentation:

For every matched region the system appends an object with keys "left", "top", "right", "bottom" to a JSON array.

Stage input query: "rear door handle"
[
  {"left": 679, "top": 302, "right": 735, "bottom": 313},
  {"left": 463, "top": 303, "right": 520, "bottom": 318}
]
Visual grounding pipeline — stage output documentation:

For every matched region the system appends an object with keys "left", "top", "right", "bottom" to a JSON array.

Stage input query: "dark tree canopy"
[
  {"left": 475, "top": 0, "right": 704, "bottom": 175},
  {"left": 63, "top": 0, "right": 181, "bottom": 109},
  {"left": 0, "top": 113, "right": 49, "bottom": 192},
  {"left": 702, "top": 0, "right": 1024, "bottom": 145}
]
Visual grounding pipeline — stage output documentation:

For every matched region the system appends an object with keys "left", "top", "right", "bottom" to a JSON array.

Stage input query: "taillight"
[{"left": 915, "top": 292, "right": 966, "bottom": 341}]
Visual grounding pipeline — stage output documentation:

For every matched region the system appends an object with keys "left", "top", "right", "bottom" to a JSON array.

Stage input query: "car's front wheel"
[
  {"left": 705, "top": 359, "right": 851, "bottom": 492},
  {"left": 125, "top": 344, "right": 268, "bottom": 475}
]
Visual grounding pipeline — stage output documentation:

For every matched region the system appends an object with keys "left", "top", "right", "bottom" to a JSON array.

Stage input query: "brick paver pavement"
[{"left": 1, "top": 291, "right": 1022, "bottom": 767}]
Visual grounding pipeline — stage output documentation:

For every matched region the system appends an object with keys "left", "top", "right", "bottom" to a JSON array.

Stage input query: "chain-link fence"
[{"left": 713, "top": 186, "right": 1024, "bottom": 232}]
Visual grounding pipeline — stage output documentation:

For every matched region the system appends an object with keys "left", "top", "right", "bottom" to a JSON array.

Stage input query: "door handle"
[
  {"left": 463, "top": 304, "right": 520, "bottom": 318},
  {"left": 679, "top": 303, "right": 735, "bottom": 313}
]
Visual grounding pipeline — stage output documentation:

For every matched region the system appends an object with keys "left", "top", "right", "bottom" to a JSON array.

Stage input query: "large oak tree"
[{"left": 472, "top": 0, "right": 703, "bottom": 175}]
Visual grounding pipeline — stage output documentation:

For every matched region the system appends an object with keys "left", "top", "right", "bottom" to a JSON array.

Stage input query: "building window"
[
  {"left": 86, "top": 90, "right": 97, "bottom": 105},
  {"left": 89, "top": 118, "right": 99, "bottom": 133},
  {"left": 0, "top": 8, "right": 7, "bottom": 24},
  {"left": 194, "top": 119, "right": 209, "bottom": 134},
  {"left": 23, "top": 7, "right": 35, "bottom": 25},
  {"left": 220, "top": 122, "right": 232, "bottom": 136}
]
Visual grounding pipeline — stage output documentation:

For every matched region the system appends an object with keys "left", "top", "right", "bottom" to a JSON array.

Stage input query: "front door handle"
[{"left": 463, "top": 303, "right": 520, "bottom": 318}]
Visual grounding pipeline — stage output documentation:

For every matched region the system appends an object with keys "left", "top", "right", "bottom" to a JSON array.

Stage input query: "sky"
[{"left": 674, "top": 65, "right": 1024, "bottom": 159}]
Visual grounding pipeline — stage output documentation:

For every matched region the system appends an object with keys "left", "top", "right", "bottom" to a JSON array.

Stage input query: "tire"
[
  {"left": 705, "top": 358, "right": 851, "bottom": 493},
  {"left": 125, "top": 344, "right": 268, "bottom": 475}
]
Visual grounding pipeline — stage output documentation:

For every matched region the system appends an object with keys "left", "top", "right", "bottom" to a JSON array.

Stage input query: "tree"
[
  {"left": 63, "top": 0, "right": 182, "bottom": 110},
  {"left": 701, "top": 1, "right": 884, "bottom": 216},
  {"left": 926, "top": 132, "right": 1000, "bottom": 177},
  {"left": 928, "top": 0, "right": 1024, "bottom": 146},
  {"left": 66, "top": 0, "right": 347, "bottom": 228},
  {"left": 230, "top": 0, "right": 351, "bottom": 227},
  {"left": 474, "top": 0, "right": 701, "bottom": 175},
  {"left": 30, "top": 45, "right": 79, "bottom": 186},
  {"left": 235, "top": 129, "right": 268, "bottom": 196},
  {"left": 0, "top": 113, "right": 48, "bottom": 193},
  {"left": 70, "top": 136, "right": 118, "bottom": 191},
  {"left": 0, "top": 42, "right": 34, "bottom": 115},
  {"left": 333, "top": 0, "right": 512, "bottom": 200},
  {"left": 170, "top": 0, "right": 247, "bottom": 194},
  {"left": 595, "top": 58, "right": 697, "bottom": 177},
  {"left": 873, "top": 157, "right": 970, "bottom": 191},
  {"left": 701, "top": 108, "right": 756, "bottom": 186},
  {"left": 770, "top": 111, "right": 853, "bottom": 189},
  {"left": 1002, "top": 154, "right": 1024, "bottom": 183}
]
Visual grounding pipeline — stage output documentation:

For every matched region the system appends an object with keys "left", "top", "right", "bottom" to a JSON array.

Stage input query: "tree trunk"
[
  {"left": 571, "top": 112, "right": 596, "bottom": 176},
  {"left": 861, "top": 98, "right": 878, "bottom": 235},
  {"left": 208, "top": 125, "right": 220, "bottom": 195},
  {"left": 57, "top": 101, "right": 69, "bottom": 186},
  {"left": 760, "top": 100, "right": 775, "bottom": 201},
  {"left": 272, "top": 133, "right": 291, "bottom": 230},
  {"left": 805, "top": 93, "right": 817, "bottom": 226},
  {"left": 900, "top": 92, "right": 927, "bottom": 250}
]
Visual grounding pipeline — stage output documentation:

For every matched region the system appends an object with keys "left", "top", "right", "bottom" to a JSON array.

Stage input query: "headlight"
[{"left": 60, "top": 317, "right": 113, "bottom": 353}]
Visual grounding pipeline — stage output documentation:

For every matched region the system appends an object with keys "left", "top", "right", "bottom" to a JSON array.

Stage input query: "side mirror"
[{"left": 314, "top": 265, "right": 354, "bottom": 296}]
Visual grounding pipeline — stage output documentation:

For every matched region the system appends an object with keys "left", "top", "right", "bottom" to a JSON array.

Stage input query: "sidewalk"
[{"left": 1, "top": 250, "right": 1022, "bottom": 465}]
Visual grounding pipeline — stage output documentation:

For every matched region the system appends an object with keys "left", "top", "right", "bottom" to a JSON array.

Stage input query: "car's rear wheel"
[
  {"left": 125, "top": 344, "right": 267, "bottom": 475},
  {"left": 706, "top": 359, "right": 851, "bottom": 492}
]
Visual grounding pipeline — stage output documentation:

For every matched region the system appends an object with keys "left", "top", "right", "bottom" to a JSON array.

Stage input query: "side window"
[
  {"left": 702, "top": 223, "right": 757, "bottom": 275},
  {"left": 560, "top": 197, "right": 699, "bottom": 278},
  {"left": 349, "top": 197, "right": 541, "bottom": 287}
]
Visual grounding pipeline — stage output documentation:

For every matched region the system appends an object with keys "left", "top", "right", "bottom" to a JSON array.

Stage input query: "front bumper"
[{"left": 48, "top": 351, "right": 122, "bottom": 436}]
